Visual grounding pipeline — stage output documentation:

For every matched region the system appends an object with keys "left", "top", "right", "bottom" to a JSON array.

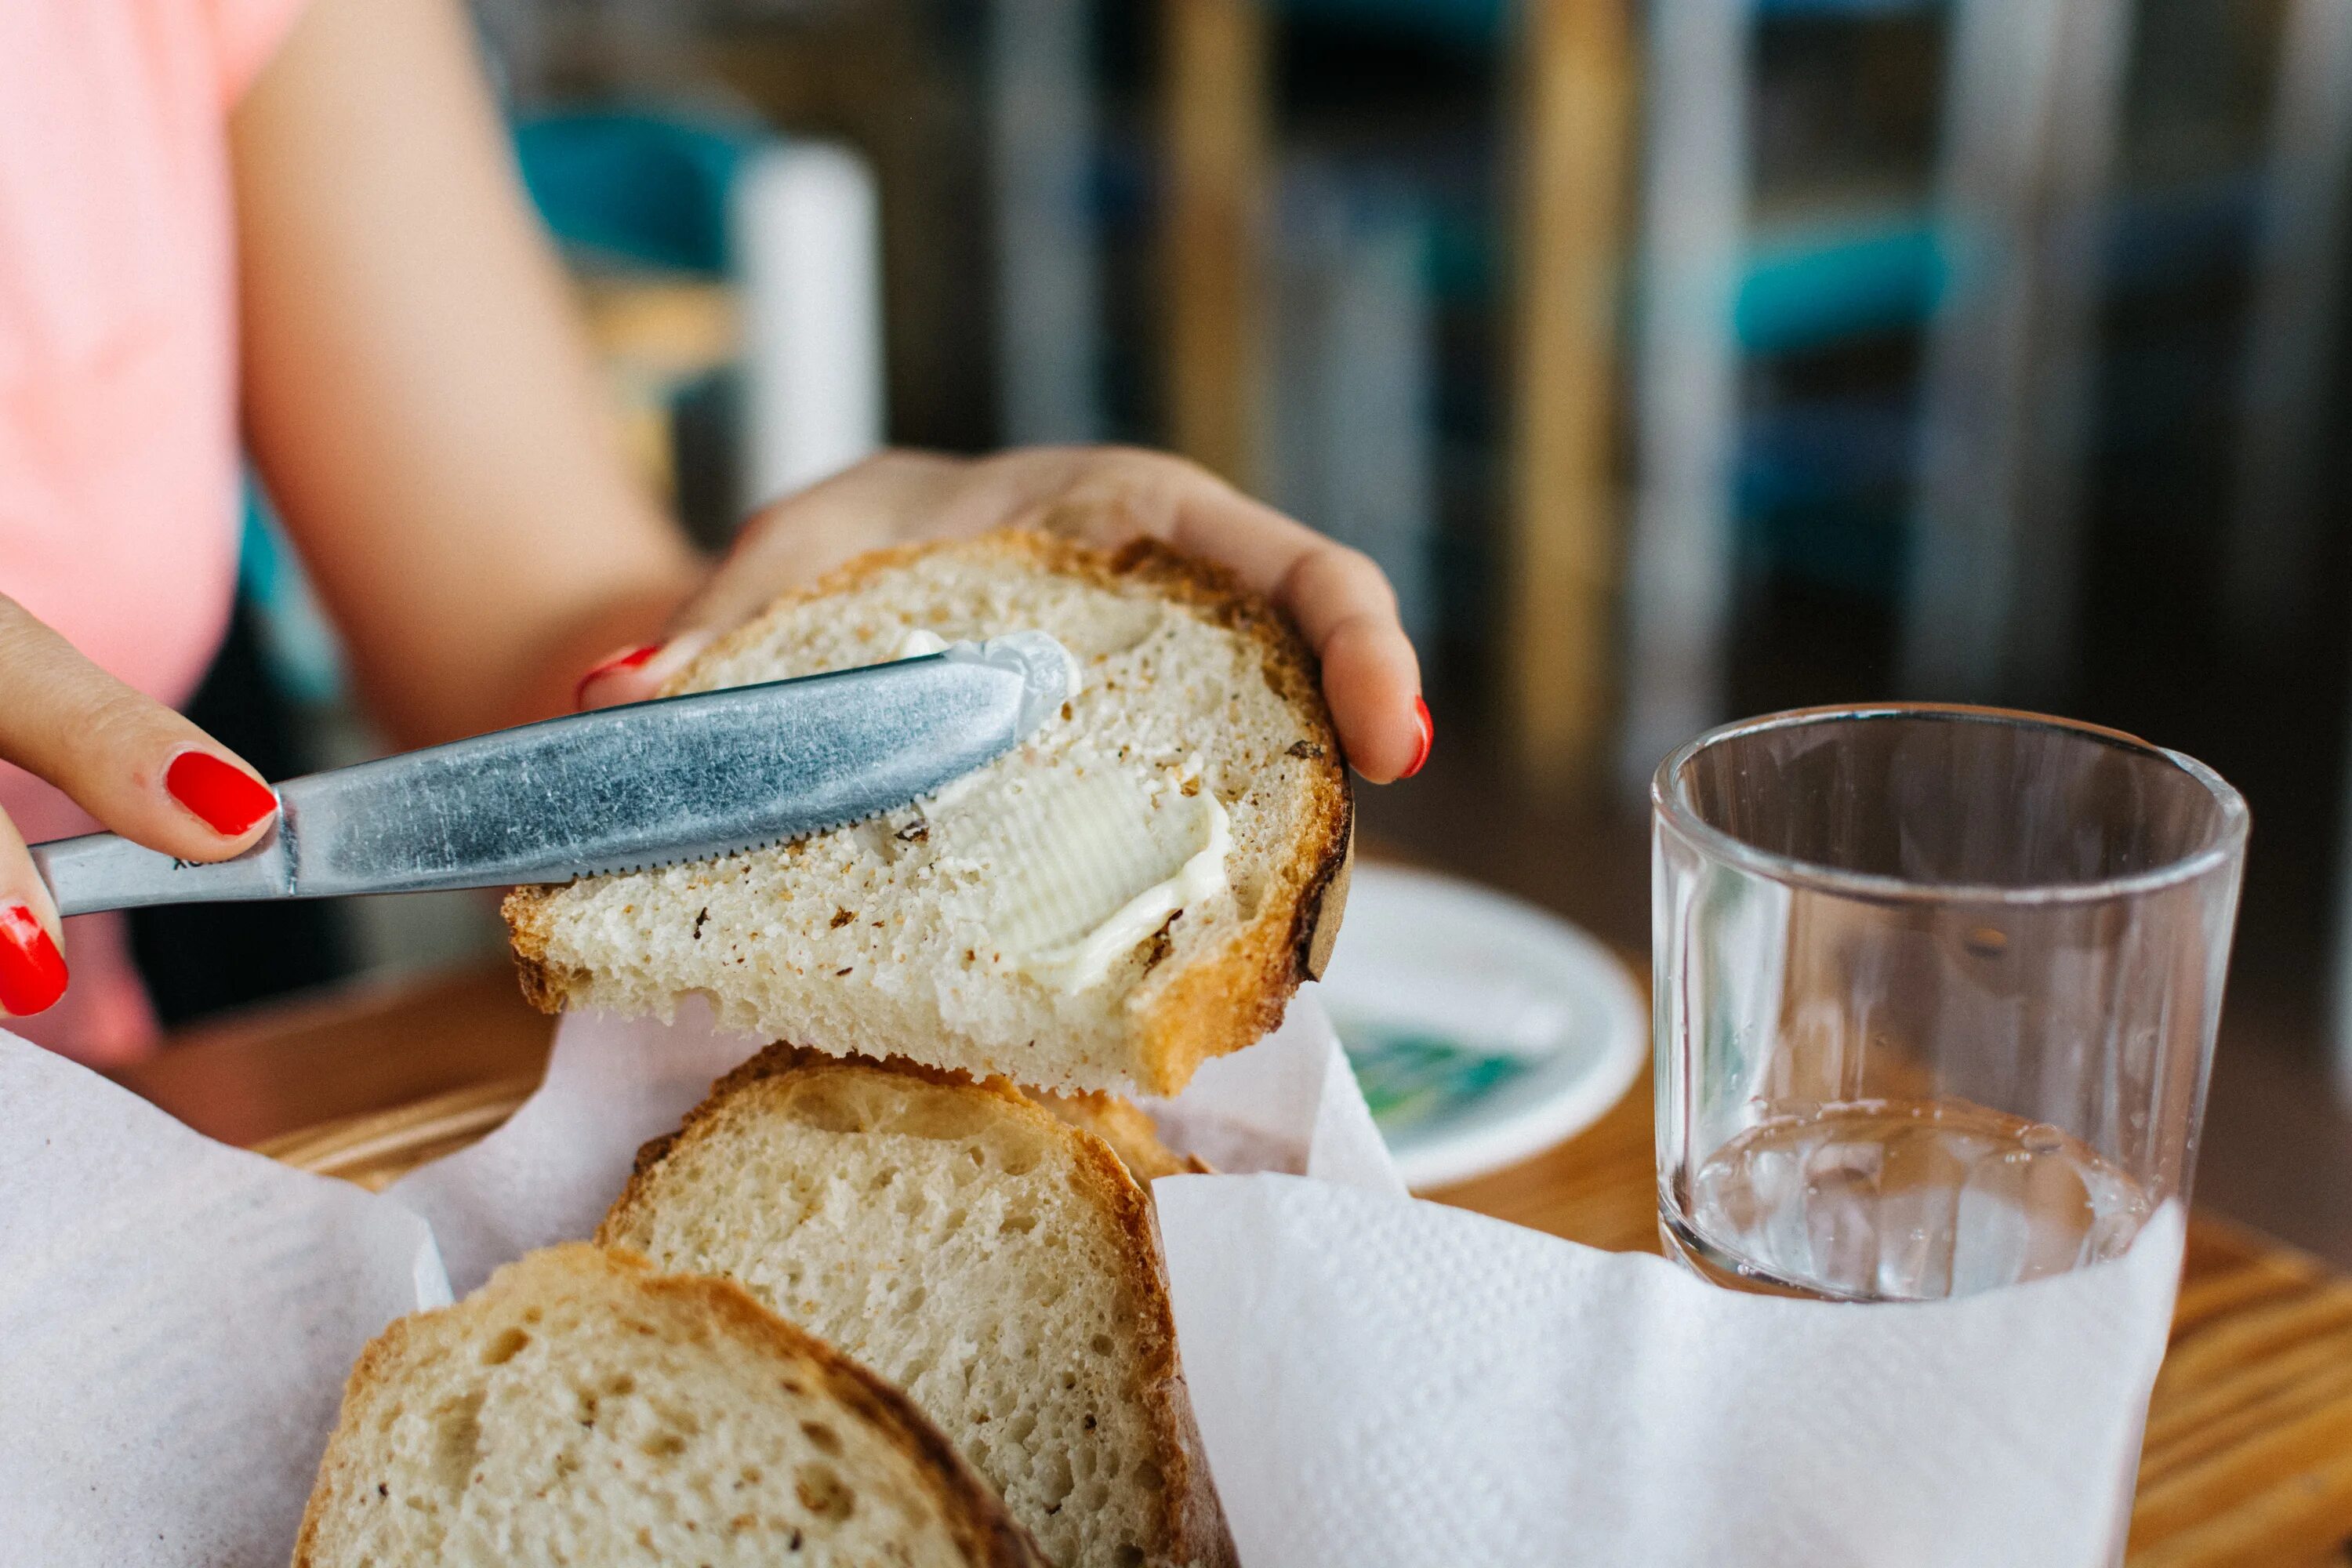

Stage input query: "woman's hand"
[
  {"left": 575, "top": 448, "right": 1432, "bottom": 782},
  {"left": 0, "top": 598, "right": 281, "bottom": 1017}
]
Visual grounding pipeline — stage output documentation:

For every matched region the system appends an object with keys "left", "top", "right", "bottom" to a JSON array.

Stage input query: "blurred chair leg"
[
  {"left": 1505, "top": 0, "right": 1632, "bottom": 792},
  {"left": 1902, "top": 0, "right": 2131, "bottom": 706},
  {"left": 1264, "top": 171, "right": 1441, "bottom": 656},
  {"left": 1163, "top": 0, "right": 1271, "bottom": 489},
  {"left": 2339, "top": 650, "right": 2352, "bottom": 1099},
  {"left": 1614, "top": 0, "right": 1751, "bottom": 796},
  {"left": 2225, "top": 0, "right": 2352, "bottom": 641},
  {"left": 989, "top": 0, "right": 1105, "bottom": 446}
]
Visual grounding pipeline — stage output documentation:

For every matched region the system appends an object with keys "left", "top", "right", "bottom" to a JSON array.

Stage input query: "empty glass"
[{"left": 1652, "top": 706, "right": 2248, "bottom": 1302}]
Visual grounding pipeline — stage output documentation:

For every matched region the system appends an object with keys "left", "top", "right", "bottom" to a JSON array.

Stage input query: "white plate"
[{"left": 1316, "top": 863, "right": 1648, "bottom": 1190}]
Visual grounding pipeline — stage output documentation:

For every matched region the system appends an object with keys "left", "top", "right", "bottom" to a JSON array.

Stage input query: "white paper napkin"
[
  {"left": 1152, "top": 1067, "right": 2183, "bottom": 1568},
  {"left": 387, "top": 997, "right": 763, "bottom": 1295},
  {"left": 1140, "top": 982, "right": 1406, "bottom": 1196},
  {"left": 0, "top": 985, "right": 2181, "bottom": 1568},
  {"left": 0, "top": 992, "right": 1357, "bottom": 1565},
  {"left": 0, "top": 1034, "right": 447, "bottom": 1568}
]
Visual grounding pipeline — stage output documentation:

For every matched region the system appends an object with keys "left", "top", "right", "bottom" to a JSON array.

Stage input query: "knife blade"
[{"left": 28, "top": 631, "right": 1074, "bottom": 918}]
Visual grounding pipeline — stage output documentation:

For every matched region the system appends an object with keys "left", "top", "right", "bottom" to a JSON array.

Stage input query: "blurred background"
[{"left": 168, "top": 0, "right": 2352, "bottom": 1258}]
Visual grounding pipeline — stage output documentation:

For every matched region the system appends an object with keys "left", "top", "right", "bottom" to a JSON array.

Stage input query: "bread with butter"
[
  {"left": 292, "top": 1243, "right": 1041, "bottom": 1568},
  {"left": 597, "top": 1046, "right": 1235, "bottom": 1568},
  {"left": 503, "top": 528, "right": 1352, "bottom": 1097}
]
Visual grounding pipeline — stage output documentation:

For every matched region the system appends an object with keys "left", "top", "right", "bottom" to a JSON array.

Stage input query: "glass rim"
[{"left": 1650, "top": 703, "right": 2250, "bottom": 906}]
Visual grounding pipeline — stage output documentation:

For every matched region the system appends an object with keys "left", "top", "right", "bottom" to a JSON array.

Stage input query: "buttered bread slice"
[
  {"left": 293, "top": 1244, "right": 1040, "bottom": 1568},
  {"left": 503, "top": 529, "right": 1352, "bottom": 1097},
  {"left": 598, "top": 1047, "right": 1236, "bottom": 1568}
]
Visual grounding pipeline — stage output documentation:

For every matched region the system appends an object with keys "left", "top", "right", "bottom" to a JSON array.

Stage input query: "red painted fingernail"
[
  {"left": 1401, "top": 695, "right": 1433, "bottom": 779},
  {"left": 0, "top": 904, "right": 67, "bottom": 1015},
  {"left": 165, "top": 751, "right": 279, "bottom": 837},
  {"left": 574, "top": 644, "right": 661, "bottom": 709}
]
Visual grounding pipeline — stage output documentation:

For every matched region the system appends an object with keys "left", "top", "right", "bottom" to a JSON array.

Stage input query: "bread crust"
[
  {"left": 600, "top": 1045, "right": 1238, "bottom": 1568},
  {"left": 503, "top": 528, "right": 1353, "bottom": 1097},
  {"left": 1037, "top": 1091, "right": 1211, "bottom": 1183},
  {"left": 292, "top": 1243, "right": 1043, "bottom": 1568}
]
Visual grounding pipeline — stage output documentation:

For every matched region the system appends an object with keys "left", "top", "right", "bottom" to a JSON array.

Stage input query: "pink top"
[{"left": 1, "top": 0, "right": 310, "bottom": 1064}]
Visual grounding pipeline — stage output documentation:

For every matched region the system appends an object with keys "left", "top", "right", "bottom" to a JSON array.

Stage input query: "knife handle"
[{"left": 30, "top": 829, "right": 294, "bottom": 918}]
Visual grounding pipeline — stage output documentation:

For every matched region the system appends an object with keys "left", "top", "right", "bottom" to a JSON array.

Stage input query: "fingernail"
[
  {"left": 1401, "top": 695, "right": 1433, "bottom": 780},
  {"left": 0, "top": 904, "right": 67, "bottom": 1016},
  {"left": 574, "top": 644, "right": 661, "bottom": 710},
  {"left": 165, "top": 751, "right": 280, "bottom": 837}
]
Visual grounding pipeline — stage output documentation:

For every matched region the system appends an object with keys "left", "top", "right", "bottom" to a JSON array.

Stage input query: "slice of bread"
[
  {"left": 504, "top": 529, "right": 1352, "bottom": 1097},
  {"left": 598, "top": 1047, "right": 1236, "bottom": 1568},
  {"left": 292, "top": 1244, "right": 1041, "bottom": 1568}
]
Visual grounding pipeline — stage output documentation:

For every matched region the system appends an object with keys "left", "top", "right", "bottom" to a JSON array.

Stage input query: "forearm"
[{"left": 232, "top": 0, "right": 702, "bottom": 747}]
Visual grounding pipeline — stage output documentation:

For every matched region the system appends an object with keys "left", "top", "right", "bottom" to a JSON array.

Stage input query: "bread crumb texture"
[
  {"left": 506, "top": 531, "right": 1350, "bottom": 1096},
  {"left": 292, "top": 1244, "right": 1041, "bottom": 1567},
  {"left": 601, "top": 1048, "right": 1236, "bottom": 1568}
]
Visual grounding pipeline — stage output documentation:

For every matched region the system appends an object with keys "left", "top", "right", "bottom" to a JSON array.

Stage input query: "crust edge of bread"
[
  {"left": 597, "top": 1045, "right": 1239, "bottom": 1568},
  {"left": 502, "top": 528, "right": 1354, "bottom": 1098},
  {"left": 292, "top": 1243, "right": 1044, "bottom": 1568}
]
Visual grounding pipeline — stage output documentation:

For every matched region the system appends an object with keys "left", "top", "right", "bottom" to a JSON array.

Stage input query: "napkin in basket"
[{"left": 0, "top": 981, "right": 2180, "bottom": 1568}]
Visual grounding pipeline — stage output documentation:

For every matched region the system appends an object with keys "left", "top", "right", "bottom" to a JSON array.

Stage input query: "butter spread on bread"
[{"left": 506, "top": 529, "right": 1352, "bottom": 1097}]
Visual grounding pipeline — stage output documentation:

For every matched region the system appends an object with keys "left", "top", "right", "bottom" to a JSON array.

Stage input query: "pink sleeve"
[{"left": 209, "top": 0, "right": 312, "bottom": 106}]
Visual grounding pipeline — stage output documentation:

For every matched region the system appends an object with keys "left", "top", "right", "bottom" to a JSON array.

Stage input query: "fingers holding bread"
[
  {"left": 947, "top": 447, "right": 1425, "bottom": 782},
  {"left": 604, "top": 452, "right": 977, "bottom": 703},
  {"left": 579, "top": 449, "right": 1425, "bottom": 781}
]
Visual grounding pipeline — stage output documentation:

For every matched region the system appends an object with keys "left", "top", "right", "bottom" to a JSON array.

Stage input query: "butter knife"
[{"left": 29, "top": 632, "right": 1073, "bottom": 917}]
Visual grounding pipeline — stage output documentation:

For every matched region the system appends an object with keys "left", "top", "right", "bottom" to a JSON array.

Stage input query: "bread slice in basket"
[
  {"left": 598, "top": 1046, "right": 1236, "bottom": 1568},
  {"left": 293, "top": 1243, "right": 1041, "bottom": 1567},
  {"left": 503, "top": 529, "right": 1352, "bottom": 1097}
]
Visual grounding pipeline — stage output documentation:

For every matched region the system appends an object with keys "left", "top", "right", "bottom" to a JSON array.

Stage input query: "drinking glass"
[{"left": 1652, "top": 706, "right": 2248, "bottom": 1302}]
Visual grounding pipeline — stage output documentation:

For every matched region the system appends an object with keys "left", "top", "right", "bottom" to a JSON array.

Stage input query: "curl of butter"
[{"left": 935, "top": 761, "right": 1231, "bottom": 993}]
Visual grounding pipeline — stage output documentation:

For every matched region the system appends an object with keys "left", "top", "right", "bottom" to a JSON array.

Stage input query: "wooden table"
[{"left": 114, "top": 962, "right": 2352, "bottom": 1567}]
